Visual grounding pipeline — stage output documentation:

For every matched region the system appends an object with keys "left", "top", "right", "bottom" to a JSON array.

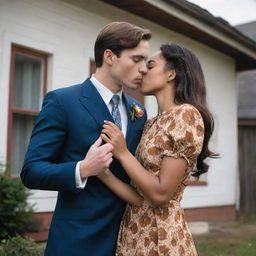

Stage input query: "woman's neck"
[{"left": 155, "top": 88, "right": 176, "bottom": 114}]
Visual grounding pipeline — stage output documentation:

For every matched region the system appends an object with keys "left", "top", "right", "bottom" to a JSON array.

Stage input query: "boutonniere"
[{"left": 130, "top": 103, "right": 144, "bottom": 121}]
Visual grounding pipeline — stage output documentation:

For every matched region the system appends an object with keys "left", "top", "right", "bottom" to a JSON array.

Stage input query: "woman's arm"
[
  {"left": 118, "top": 152, "right": 186, "bottom": 206},
  {"left": 97, "top": 169, "right": 143, "bottom": 207},
  {"left": 101, "top": 121, "right": 187, "bottom": 207}
]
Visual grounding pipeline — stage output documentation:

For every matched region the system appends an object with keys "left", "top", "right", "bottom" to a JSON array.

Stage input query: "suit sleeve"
[{"left": 21, "top": 91, "right": 80, "bottom": 193}]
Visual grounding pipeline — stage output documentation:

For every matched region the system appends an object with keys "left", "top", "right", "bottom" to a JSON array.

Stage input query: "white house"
[{"left": 0, "top": 0, "right": 255, "bottom": 241}]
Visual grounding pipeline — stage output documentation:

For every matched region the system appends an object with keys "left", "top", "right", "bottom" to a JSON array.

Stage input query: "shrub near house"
[
  {"left": 0, "top": 172, "right": 42, "bottom": 255},
  {"left": 0, "top": 173, "right": 33, "bottom": 239}
]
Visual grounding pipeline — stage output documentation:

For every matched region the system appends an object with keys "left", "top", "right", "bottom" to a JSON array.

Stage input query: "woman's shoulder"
[
  {"left": 163, "top": 103, "right": 199, "bottom": 115},
  {"left": 161, "top": 103, "right": 202, "bottom": 122},
  {"left": 159, "top": 103, "right": 204, "bottom": 132}
]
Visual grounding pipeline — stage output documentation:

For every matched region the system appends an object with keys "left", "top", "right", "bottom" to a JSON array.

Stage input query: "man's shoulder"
[
  {"left": 46, "top": 78, "right": 90, "bottom": 100},
  {"left": 42, "top": 81, "right": 88, "bottom": 108},
  {"left": 50, "top": 83, "right": 83, "bottom": 97}
]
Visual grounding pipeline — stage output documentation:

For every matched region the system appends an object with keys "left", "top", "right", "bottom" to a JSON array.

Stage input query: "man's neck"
[{"left": 94, "top": 70, "right": 122, "bottom": 94}]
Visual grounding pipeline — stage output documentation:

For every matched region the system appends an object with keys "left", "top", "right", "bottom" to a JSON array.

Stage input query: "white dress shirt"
[{"left": 75, "top": 75, "right": 128, "bottom": 188}]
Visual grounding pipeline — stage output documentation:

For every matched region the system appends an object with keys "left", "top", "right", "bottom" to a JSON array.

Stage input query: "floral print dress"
[{"left": 116, "top": 104, "right": 204, "bottom": 256}]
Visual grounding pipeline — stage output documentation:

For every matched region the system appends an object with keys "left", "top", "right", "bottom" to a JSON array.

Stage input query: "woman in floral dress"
[{"left": 99, "top": 43, "right": 217, "bottom": 256}]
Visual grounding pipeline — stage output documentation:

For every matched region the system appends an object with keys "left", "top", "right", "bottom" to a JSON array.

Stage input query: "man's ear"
[
  {"left": 103, "top": 49, "right": 115, "bottom": 65},
  {"left": 168, "top": 70, "right": 176, "bottom": 82}
]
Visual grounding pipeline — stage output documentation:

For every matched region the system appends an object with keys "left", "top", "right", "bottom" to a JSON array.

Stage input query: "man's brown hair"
[{"left": 94, "top": 21, "right": 151, "bottom": 67}]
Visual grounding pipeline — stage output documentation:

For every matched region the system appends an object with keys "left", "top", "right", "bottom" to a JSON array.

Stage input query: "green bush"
[
  {"left": 0, "top": 235, "right": 43, "bottom": 256},
  {"left": 0, "top": 172, "right": 33, "bottom": 240}
]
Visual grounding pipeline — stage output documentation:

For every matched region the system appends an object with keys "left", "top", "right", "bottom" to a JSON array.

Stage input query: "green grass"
[
  {"left": 195, "top": 236, "right": 256, "bottom": 256},
  {"left": 194, "top": 218, "right": 256, "bottom": 256}
]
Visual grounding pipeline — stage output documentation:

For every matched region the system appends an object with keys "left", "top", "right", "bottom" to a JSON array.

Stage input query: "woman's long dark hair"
[{"left": 160, "top": 43, "right": 218, "bottom": 177}]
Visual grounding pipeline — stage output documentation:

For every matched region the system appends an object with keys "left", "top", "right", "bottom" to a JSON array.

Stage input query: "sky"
[{"left": 187, "top": 0, "right": 256, "bottom": 26}]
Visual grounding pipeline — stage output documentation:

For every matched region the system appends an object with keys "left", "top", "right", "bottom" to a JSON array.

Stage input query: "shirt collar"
[{"left": 90, "top": 74, "right": 123, "bottom": 106}]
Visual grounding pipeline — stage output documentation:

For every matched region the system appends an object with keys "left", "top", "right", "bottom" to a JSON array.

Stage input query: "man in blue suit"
[{"left": 21, "top": 22, "right": 151, "bottom": 256}]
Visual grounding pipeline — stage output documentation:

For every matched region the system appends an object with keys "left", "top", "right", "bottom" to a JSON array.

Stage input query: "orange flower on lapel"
[{"left": 130, "top": 103, "right": 144, "bottom": 121}]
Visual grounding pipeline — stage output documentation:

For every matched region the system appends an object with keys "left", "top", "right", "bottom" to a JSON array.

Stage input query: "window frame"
[{"left": 7, "top": 45, "right": 48, "bottom": 177}]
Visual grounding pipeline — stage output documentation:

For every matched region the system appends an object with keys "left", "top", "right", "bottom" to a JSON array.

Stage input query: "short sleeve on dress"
[{"left": 161, "top": 105, "right": 205, "bottom": 169}]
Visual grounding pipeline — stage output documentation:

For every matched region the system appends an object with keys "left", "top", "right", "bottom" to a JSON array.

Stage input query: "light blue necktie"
[{"left": 111, "top": 94, "right": 122, "bottom": 130}]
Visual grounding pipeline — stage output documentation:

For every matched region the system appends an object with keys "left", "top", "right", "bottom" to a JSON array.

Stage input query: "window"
[{"left": 7, "top": 45, "right": 48, "bottom": 176}]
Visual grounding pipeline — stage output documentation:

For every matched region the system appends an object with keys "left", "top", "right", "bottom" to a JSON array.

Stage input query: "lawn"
[{"left": 194, "top": 217, "right": 256, "bottom": 256}]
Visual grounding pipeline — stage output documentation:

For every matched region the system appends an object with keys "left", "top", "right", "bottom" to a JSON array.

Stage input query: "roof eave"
[{"left": 100, "top": 0, "right": 256, "bottom": 71}]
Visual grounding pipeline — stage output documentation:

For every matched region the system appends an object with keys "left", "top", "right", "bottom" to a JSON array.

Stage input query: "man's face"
[{"left": 110, "top": 40, "right": 149, "bottom": 89}]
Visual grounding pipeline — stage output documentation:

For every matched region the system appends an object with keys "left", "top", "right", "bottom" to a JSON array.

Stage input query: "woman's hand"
[
  {"left": 101, "top": 121, "right": 129, "bottom": 159},
  {"left": 97, "top": 168, "right": 112, "bottom": 180}
]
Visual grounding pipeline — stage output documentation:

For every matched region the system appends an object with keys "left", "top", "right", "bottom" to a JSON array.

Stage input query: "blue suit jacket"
[{"left": 21, "top": 78, "right": 147, "bottom": 256}]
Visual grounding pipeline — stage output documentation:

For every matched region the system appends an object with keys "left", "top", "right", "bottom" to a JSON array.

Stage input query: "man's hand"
[{"left": 80, "top": 137, "right": 113, "bottom": 179}]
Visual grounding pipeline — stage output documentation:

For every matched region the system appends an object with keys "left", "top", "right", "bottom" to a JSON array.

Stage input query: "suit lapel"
[
  {"left": 79, "top": 78, "right": 114, "bottom": 129},
  {"left": 123, "top": 94, "right": 136, "bottom": 148},
  {"left": 79, "top": 79, "right": 139, "bottom": 149}
]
